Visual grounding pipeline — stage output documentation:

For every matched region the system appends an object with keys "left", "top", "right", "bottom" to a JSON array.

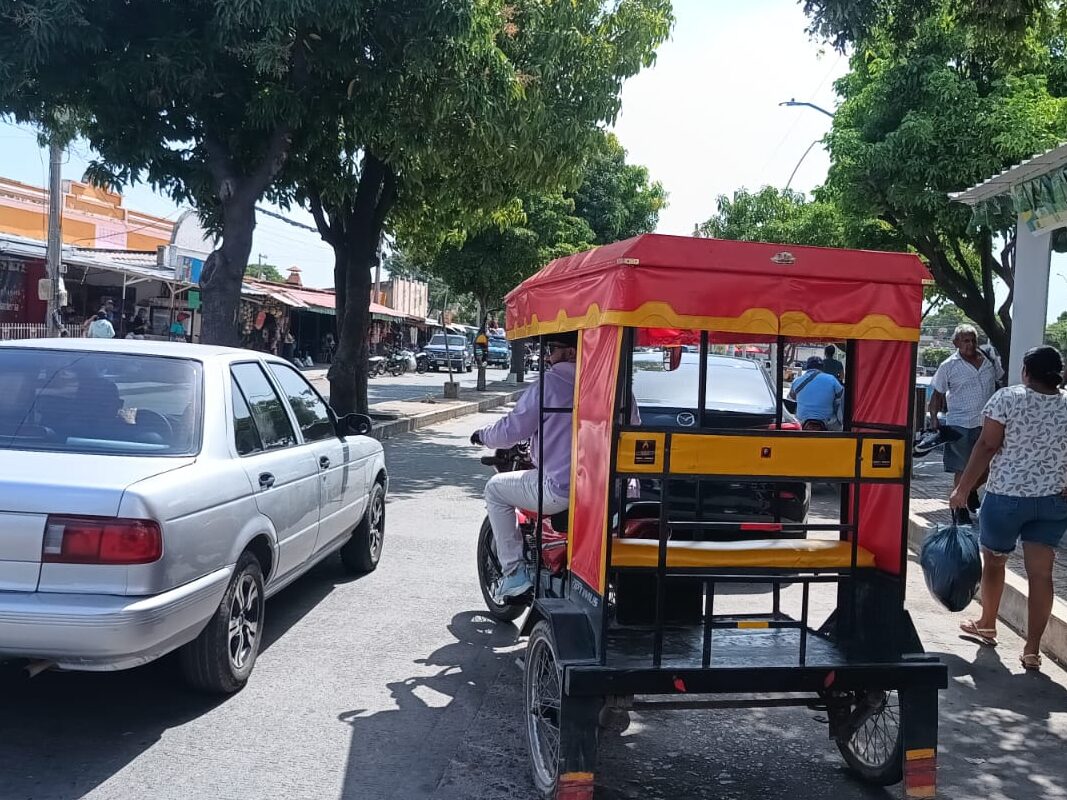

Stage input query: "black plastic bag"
[{"left": 919, "top": 515, "right": 982, "bottom": 612}]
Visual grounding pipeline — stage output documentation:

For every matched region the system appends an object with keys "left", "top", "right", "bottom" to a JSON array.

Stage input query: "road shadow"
[
  {"left": 0, "top": 554, "right": 366, "bottom": 800},
  {"left": 336, "top": 611, "right": 519, "bottom": 800},
  {"left": 932, "top": 646, "right": 1067, "bottom": 798},
  {"left": 383, "top": 408, "right": 508, "bottom": 502}
]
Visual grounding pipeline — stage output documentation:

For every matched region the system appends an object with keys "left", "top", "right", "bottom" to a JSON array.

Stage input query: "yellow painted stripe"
[
  {"left": 737, "top": 621, "right": 770, "bottom": 629},
  {"left": 906, "top": 748, "right": 936, "bottom": 761},
  {"left": 905, "top": 787, "right": 936, "bottom": 798},
  {"left": 560, "top": 772, "right": 595, "bottom": 781}
]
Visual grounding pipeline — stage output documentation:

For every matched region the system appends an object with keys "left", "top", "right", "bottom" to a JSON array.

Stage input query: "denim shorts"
[
  {"left": 978, "top": 492, "right": 1067, "bottom": 553},
  {"left": 943, "top": 426, "right": 980, "bottom": 473}
]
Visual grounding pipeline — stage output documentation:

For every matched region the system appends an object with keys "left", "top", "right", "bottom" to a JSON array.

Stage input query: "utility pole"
[{"left": 45, "top": 138, "right": 64, "bottom": 336}]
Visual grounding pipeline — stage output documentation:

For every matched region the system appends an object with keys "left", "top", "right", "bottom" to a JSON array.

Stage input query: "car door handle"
[
  {"left": 258, "top": 472, "right": 275, "bottom": 489},
  {"left": 319, "top": 456, "right": 331, "bottom": 469}
]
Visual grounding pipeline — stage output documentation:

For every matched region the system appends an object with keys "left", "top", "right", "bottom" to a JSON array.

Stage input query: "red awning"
[{"left": 506, "top": 235, "right": 931, "bottom": 342}]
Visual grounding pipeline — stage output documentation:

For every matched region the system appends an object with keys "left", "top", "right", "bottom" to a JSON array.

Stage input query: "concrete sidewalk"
[
  {"left": 908, "top": 457, "right": 1067, "bottom": 668},
  {"left": 307, "top": 369, "right": 524, "bottom": 441}
]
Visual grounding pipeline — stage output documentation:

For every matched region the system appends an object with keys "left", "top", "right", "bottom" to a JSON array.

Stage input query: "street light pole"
[
  {"left": 779, "top": 98, "right": 835, "bottom": 118},
  {"left": 779, "top": 98, "right": 835, "bottom": 192}
]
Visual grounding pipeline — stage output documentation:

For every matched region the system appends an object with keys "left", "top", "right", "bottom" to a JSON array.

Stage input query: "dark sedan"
[{"left": 633, "top": 351, "right": 810, "bottom": 532}]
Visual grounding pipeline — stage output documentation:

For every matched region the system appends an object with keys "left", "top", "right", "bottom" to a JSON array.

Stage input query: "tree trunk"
[
  {"left": 198, "top": 125, "right": 293, "bottom": 346},
  {"left": 328, "top": 240, "right": 374, "bottom": 415},
  {"left": 199, "top": 199, "right": 256, "bottom": 347},
  {"left": 309, "top": 154, "right": 397, "bottom": 415}
]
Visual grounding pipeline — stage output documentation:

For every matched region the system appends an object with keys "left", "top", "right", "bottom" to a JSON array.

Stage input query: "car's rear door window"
[
  {"left": 231, "top": 382, "right": 264, "bottom": 456},
  {"left": 267, "top": 363, "right": 336, "bottom": 443},
  {"left": 230, "top": 363, "right": 296, "bottom": 450}
]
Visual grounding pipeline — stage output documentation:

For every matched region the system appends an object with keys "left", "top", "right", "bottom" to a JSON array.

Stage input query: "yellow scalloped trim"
[{"left": 507, "top": 303, "right": 918, "bottom": 342}]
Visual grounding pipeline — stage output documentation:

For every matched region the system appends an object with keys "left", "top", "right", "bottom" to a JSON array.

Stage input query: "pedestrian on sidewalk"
[
  {"left": 950, "top": 345, "right": 1067, "bottom": 672},
  {"left": 83, "top": 310, "right": 115, "bottom": 339},
  {"left": 930, "top": 324, "right": 1003, "bottom": 524}
]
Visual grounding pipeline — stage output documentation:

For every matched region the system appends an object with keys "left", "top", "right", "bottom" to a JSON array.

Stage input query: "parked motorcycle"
[
  {"left": 368, "top": 355, "right": 386, "bottom": 377},
  {"left": 415, "top": 351, "right": 430, "bottom": 374},
  {"left": 386, "top": 348, "right": 417, "bottom": 377}
]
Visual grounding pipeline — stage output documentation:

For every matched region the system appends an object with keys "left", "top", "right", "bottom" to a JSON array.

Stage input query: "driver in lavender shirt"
[{"left": 471, "top": 331, "right": 580, "bottom": 601}]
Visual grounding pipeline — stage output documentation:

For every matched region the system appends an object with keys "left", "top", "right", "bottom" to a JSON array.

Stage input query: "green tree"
[
  {"left": 819, "top": 2, "right": 1067, "bottom": 363},
  {"left": 0, "top": 2, "right": 316, "bottom": 345},
  {"left": 922, "top": 346, "right": 953, "bottom": 368},
  {"left": 430, "top": 193, "right": 596, "bottom": 324},
  {"left": 1047, "top": 310, "right": 1067, "bottom": 351},
  {"left": 802, "top": 0, "right": 1046, "bottom": 51},
  {"left": 573, "top": 133, "right": 666, "bottom": 244},
  {"left": 283, "top": 1, "right": 673, "bottom": 412},
  {"left": 244, "top": 263, "right": 286, "bottom": 283},
  {"left": 699, "top": 186, "right": 849, "bottom": 247}
]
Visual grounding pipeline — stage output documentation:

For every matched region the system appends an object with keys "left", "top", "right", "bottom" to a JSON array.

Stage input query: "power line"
[{"left": 256, "top": 205, "right": 318, "bottom": 233}]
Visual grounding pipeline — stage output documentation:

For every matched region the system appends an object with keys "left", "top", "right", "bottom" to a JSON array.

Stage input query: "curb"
[
  {"left": 907, "top": 513, "right": 1067, "bottom": 668},
  {"left": 368, "top": 388, "right": 524, "bottom": 442}
]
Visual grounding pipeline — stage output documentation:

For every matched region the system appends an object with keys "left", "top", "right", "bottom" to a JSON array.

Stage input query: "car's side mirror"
[{"left": 340, "top": 413, "right": 373, "bottom": 437}]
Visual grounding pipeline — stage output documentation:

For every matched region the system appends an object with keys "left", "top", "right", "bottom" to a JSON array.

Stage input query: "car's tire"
[
  {"left": 341, "top": 481, "right": 386, "bottom": 574},
  {"left": 180, "top": 551, "right": 265, "bottom": 694},
  {"left": 477, "top": 517, "right": 526, "bottom": 622}
]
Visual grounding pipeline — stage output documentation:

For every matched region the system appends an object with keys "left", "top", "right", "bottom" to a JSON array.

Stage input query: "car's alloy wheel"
[
  {"left": 180, "top": 551, "right": 265, "bottom": 694},
  {"left": 341, "top": 482, "right": 386, "bottom": 573},
  {"left": 228, "top": 573, "right": 261, "bottom": 671}
]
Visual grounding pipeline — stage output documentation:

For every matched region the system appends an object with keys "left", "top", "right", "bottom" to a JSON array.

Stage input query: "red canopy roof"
[{"left": 505, "top": 234, "right": 931, "bottom": 342}]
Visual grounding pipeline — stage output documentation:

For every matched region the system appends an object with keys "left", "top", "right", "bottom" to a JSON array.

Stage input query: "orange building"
[{"left": 0, "top": 177, "right": 174, "bottom": 251}]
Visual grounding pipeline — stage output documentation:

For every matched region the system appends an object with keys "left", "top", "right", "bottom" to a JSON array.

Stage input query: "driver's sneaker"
[{"left": 495, "top": 565, "right": 533, "bottom": 603}]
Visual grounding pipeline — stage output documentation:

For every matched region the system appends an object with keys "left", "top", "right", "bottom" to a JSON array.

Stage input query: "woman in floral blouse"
[{"left": 950, "top": 346, "right": 1067, "bottom": 671}]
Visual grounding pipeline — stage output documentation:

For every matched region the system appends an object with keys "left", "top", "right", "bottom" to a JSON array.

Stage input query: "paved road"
[{"left": 2, "top": 412, "right": 1066, "bottom": 800}]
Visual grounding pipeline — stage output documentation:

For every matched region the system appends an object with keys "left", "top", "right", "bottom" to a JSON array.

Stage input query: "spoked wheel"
[
  {"left": 525, "top": 621, "right": 564, "bottom": 797},
  {"left": 476, "top": 518, "right": 525, "bottom": 622},
  {"left": 836, "top": 689, "right": 904, "bottom": 786}
]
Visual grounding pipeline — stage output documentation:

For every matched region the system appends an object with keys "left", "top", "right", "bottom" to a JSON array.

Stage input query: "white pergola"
[{"left": 951, "top": 142, "right": 1067, "bottom": 383}]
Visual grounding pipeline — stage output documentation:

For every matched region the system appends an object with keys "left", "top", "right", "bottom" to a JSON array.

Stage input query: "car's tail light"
[
  {"left": 778, "top": 490, "right": 797, "bottom": 500},
  {"left": 740, "top": 522, "right": 783, "bottom": 532},
  {"left": 42, "top": 516, "right": 162, "bottom": 565},
  {"left": 768, "top": 421, "right": 802, "bottom": 431}
]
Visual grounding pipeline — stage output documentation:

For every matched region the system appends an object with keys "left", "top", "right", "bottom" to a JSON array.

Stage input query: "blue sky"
[{"left": 1, "top": 0, "right": 1064, "bottom": 320}]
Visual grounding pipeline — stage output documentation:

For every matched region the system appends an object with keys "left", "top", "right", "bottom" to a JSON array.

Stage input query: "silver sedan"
[{"left": 0, "top": 339, "right": 387, "bottom": 693}]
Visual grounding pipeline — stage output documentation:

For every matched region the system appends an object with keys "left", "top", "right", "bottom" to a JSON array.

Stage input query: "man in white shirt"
[{"left": 929, "top": 324, "right": 1002, "bottom": 524}]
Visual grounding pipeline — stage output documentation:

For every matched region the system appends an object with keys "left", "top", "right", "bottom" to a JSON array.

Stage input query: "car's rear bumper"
[{"left": 0, "top": 566, "right": 232, "bottom": 671}]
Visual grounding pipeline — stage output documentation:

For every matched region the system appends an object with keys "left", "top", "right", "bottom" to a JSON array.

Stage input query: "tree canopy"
[
  {"left": 1, "top": 0, "right": 672, "bottom": 413},
  {"left": 245, "top": 263, "right": 287, "bottom": 283},
  {"left": 573, "top": 133, "right": 666, "bottom": 244},
  {"left": 795, "top": 0, "right": 1067, "bottom": 362},
  {"left": 422, "top": 132, "right": 665, "bottom": 322},
  {"left": 429, "top": 193, "right": 596, "bottom": 320},
  {"left": 698, "top": 187, "right": 847, "bottom": 247}
]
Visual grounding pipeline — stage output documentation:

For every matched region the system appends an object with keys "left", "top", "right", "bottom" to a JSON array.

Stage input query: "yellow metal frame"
[{"left": 616, "top": 431, "right": 906, "bottom": 480}]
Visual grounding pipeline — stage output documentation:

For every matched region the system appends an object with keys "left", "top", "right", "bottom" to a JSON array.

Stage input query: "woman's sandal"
[
  {"left": 960, "top": 620, "right": 998, "bottom": 646},
  {"left": 1020, "top": 653, "right": 1042, "bottom": 672}
]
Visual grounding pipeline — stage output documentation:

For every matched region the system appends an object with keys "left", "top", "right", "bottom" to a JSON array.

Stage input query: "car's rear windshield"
[
  {"left": 430, "top": 335, "right": 468, "bottom": 349},
  {"left": 0, "top": 349, "right": 202, "bottom": 456},
  {"left": 633, "top": 353, "right": 775, "bottom": 414}
]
